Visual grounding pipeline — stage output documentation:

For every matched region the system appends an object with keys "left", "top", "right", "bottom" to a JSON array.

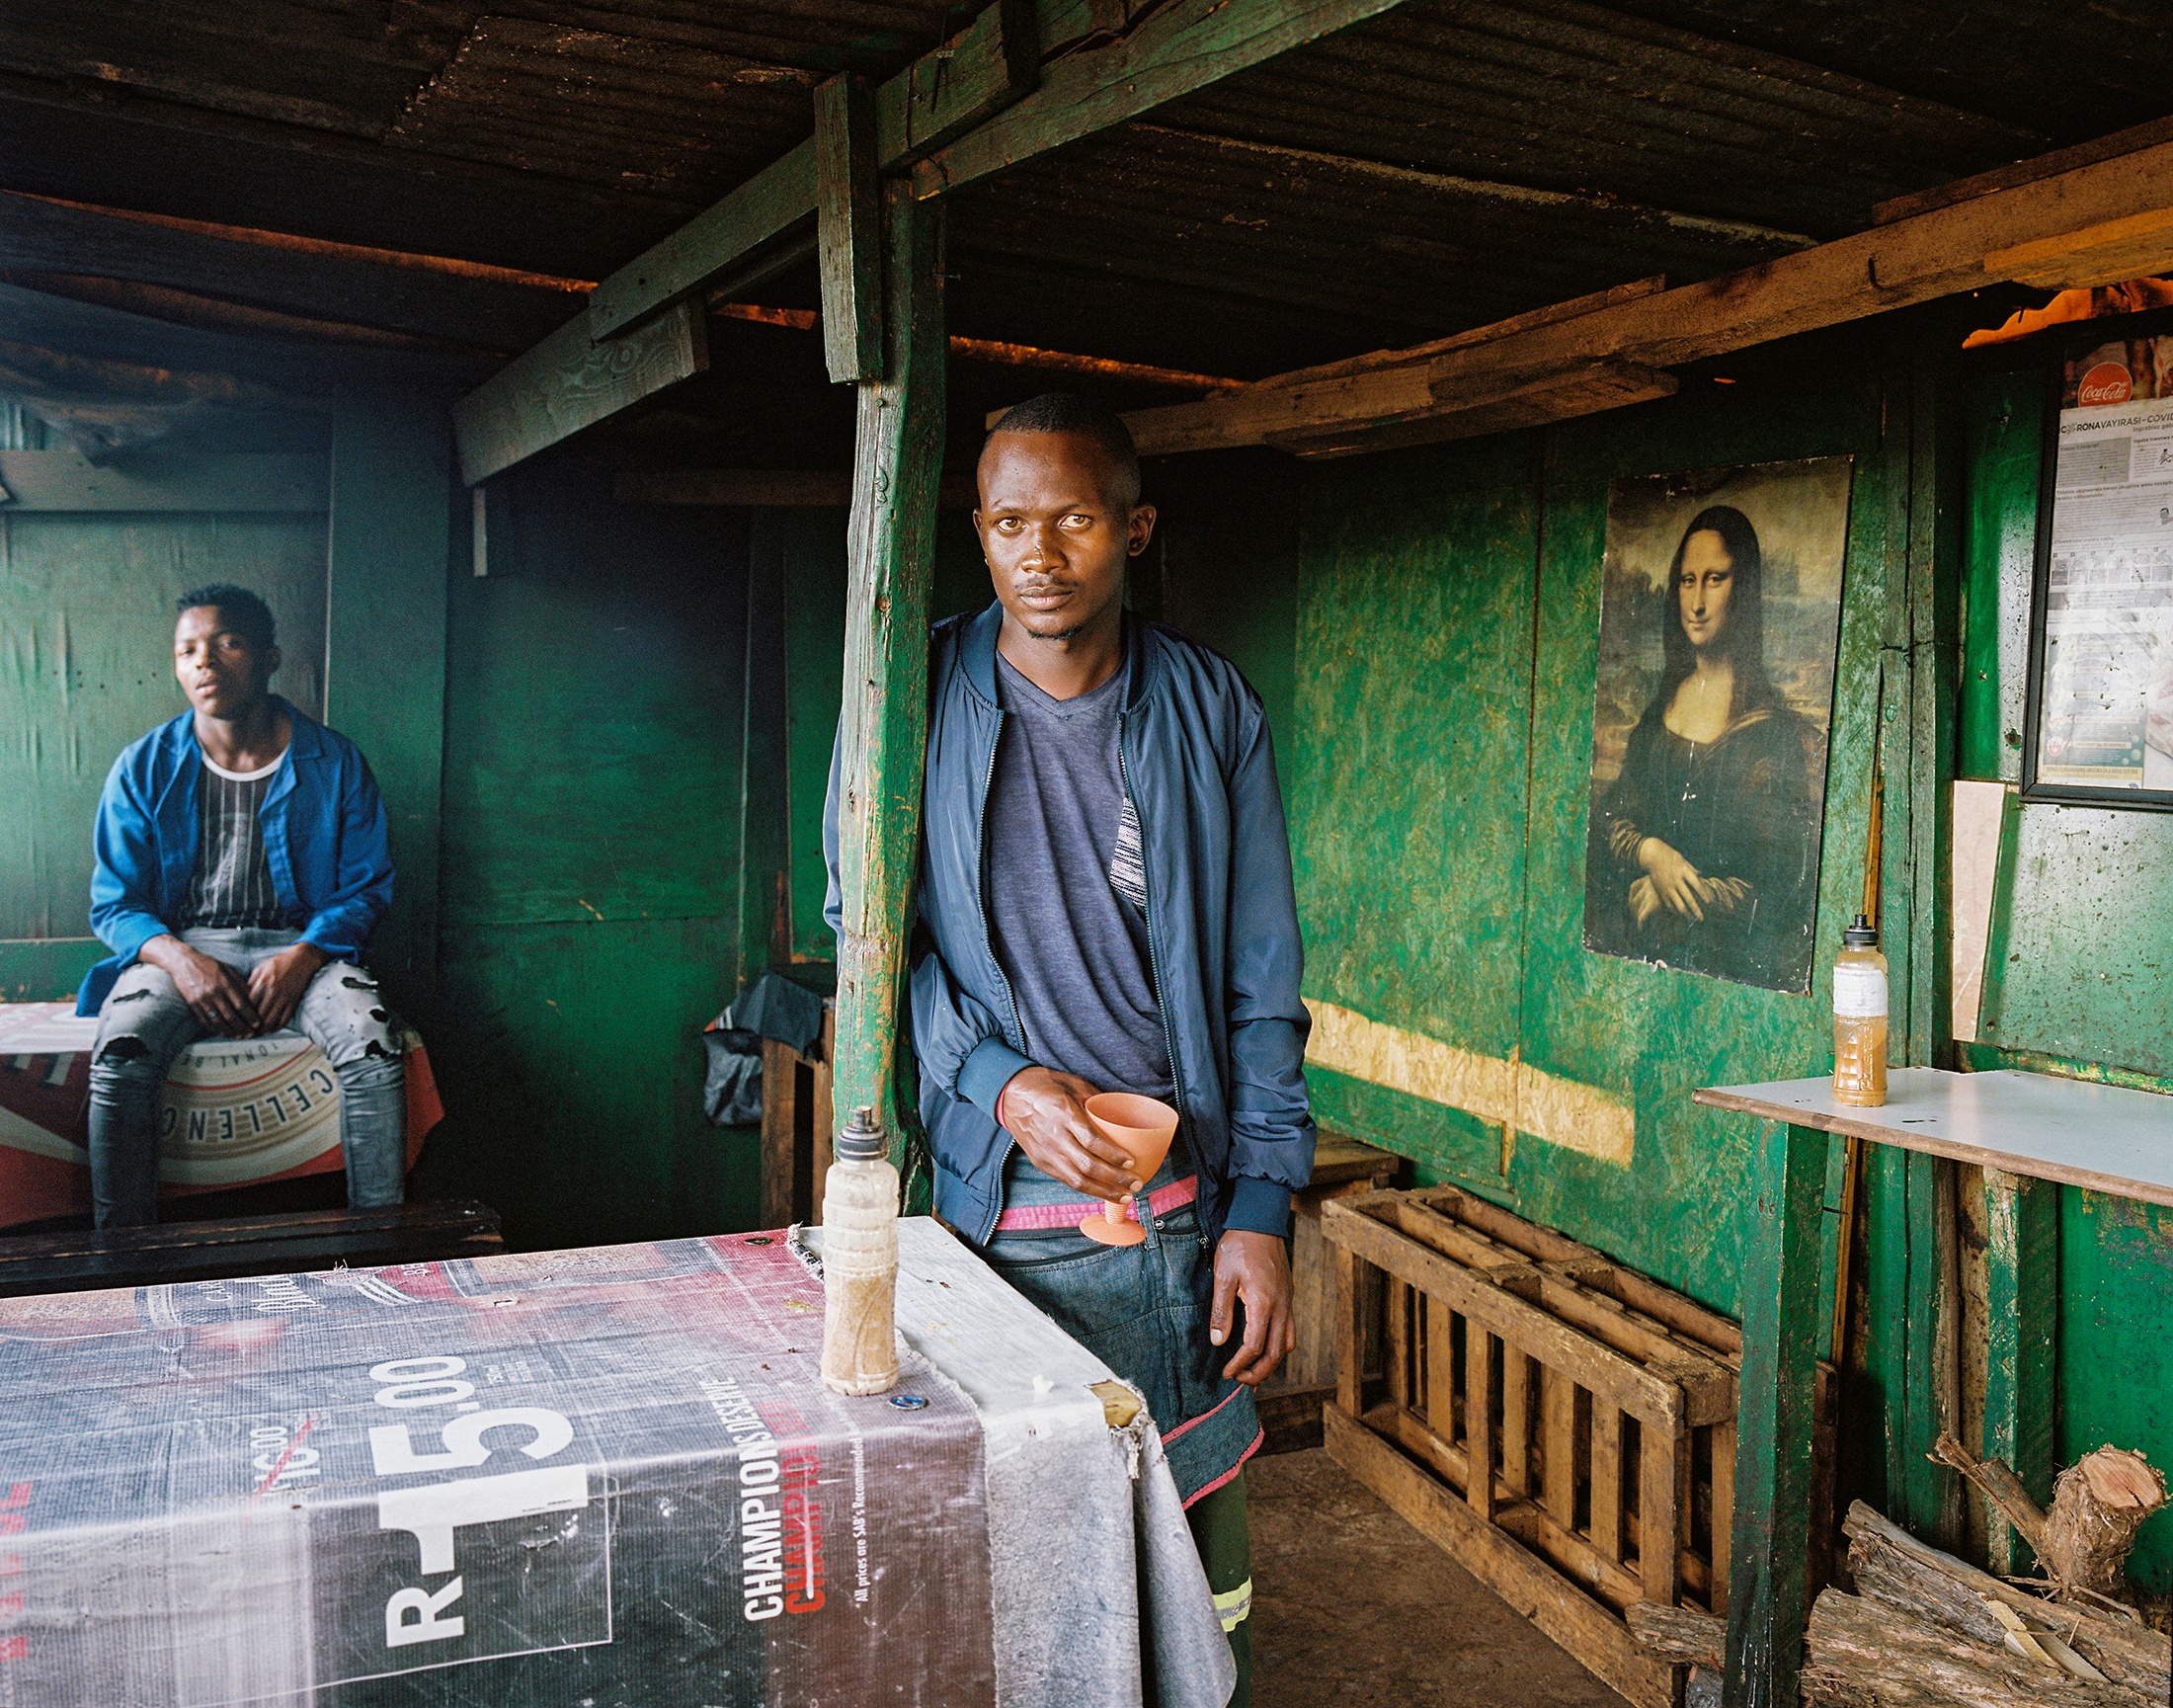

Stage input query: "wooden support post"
[
  {"left": 1724, "top": 1120, "right": 1827, "bottom": 1708},
  {"left": 1982, "top": 1168, "right": 2057, "bottom": 1577},
  {"left": 814, "top": 75, "right": 882, "bottom": 384},
  {"left": 831, "top": 180, "right": 947, "bottom": 1137}
]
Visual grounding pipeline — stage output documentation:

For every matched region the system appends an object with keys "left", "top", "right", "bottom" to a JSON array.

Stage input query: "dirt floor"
[{"left": 1248, "top": 1448, "right": 1632, "bottom": 1708}]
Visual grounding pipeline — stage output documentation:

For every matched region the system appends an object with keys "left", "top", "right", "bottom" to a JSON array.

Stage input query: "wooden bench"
[{"left": 0, "top": 1199, "right": 503, "bottom": 1297}]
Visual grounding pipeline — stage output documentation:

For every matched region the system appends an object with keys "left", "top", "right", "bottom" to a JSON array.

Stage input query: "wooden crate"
[{"left": 1324, "top": 1185, "right": 1837, "bottom": 1708}]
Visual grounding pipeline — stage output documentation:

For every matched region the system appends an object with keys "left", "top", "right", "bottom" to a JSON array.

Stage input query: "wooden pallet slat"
[{"left": 1467, "top": 1323, "right": 1498, "bottom": 1523}]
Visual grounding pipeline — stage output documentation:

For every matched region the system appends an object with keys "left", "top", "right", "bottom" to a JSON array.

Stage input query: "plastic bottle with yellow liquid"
[{"left": 1832, "top": 914, "right": 1888, "bottom": 1107}]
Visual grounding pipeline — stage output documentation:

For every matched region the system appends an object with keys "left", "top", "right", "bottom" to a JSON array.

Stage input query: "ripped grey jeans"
[{"left": 88, "top": 927, "right": 407, "bottom": 1227}]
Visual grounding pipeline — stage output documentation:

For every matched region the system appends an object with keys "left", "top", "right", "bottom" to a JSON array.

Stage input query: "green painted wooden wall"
[
  {"left": 419, "top": 461, "right": 762, "bottom": 1250},
  {"left": 1958, "top": 361, "right": 2173, "bottom": 1588}
]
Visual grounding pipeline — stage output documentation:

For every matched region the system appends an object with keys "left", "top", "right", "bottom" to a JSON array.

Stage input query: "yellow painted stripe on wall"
[{"left": 1302, "top": 998, "right": 1636, "bottom": 1167}]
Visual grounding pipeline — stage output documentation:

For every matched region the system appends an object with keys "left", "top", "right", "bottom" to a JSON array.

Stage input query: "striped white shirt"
[{"left": 178, "top": 750, "right": 287, "bottom": 930}]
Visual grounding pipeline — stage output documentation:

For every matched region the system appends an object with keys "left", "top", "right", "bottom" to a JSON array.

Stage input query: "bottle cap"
[
  {"left": 1843, "top": 913, "right": 1879, "bottom": 948},
  {"left": 835, "top": 1105, "right": 886, "bottom": 1162}
]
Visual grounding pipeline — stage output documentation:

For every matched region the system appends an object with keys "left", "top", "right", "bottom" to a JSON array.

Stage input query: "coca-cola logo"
[{"left": 2078, "top": 361, "right": 2133, "bottom": 407}]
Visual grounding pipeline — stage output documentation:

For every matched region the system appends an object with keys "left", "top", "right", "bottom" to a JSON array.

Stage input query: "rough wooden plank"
[
  {"left": 1642, "top": 1419, "right": 1685, "bottom": 1607},
  {"left": 1593, "top": 1406, "right": 1624, "bottom": 1568},
  {"left": 1125, "top": 131, "right": 2173, "bottom": 460},
  {"left": 1503, "top": 1340, "right": 1533, "bottom": 1498},
  {"left": 1982, "top": 1168, "right": 2057, "bottom": 1578},
  {"left": 0, "top": 448, "right": 326, "bottom": 512},
  {"left": 814, "top": 75, "right": 881, "bottom": 384},
  {"left": 1542, "top": 1365, "right": 1577, "bottom": 1532},
  {"left": 828, "top": 182, "right": 945, "bottom": 1137},
  {"left": 1334, "top": 1243, "right": 1364, "bottom": 1420},
  {"left": 1874, "top": 114, "right": 2173, "bottom": 225},
  {"left": 1259, "top": 276, "right": 1669, "bottom": 392},
  {"left": 586, "top": 145, "right": 816, "bottom": 342},
  {"left": 454, "top": 296, "right": 706, "bottom": 484},
  {"left": 913, "top": 0, "right": 1416, "bottom": 199},
  {"left": 1386, "top": 1273, "right": 1411, "bottom": 1409},
  {"left": 1426, "top": 1297, "right": 1458, "bottom": 1441},
  {"left": 1325, "top": 1197, "right": 1685, "bottom": 1428},
  {"left": 1723, "top": 1121, "right": 1829, "bottom": 1708},
  {"left": 1468, "top": 1324, "right": 1498, "bottom": 1523},
  {"left": 1326, "top": 1406, "right": 1677, "bottom": 1708},
  {"left": 760, "top": 1036, "right": 797, "bottom": 1229},
  {"left": 1709, "top": 1421, "right": 1735, "bottom": 1619},
  {"left": 1262, "top": 359, "right": 1677, "bottom": 461}
]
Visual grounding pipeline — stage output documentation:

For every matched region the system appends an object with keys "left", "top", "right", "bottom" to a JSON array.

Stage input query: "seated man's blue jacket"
[
  {"left": 827, "top": 603, "right": 1316, "bottom": 1247},
  {"left": 77, "top": 697, "right": 394, "bottom": 1016}
]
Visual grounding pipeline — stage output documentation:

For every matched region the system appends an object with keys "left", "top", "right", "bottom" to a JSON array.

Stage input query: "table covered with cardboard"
[{"left": 0, "top": 1216, "right": 1234, "bottom": 1708}]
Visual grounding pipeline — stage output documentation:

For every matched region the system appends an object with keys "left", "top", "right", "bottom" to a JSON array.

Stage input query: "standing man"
[
  {"left": 828, "top": 394, "right": 1314, "bottom": 1703},
  {"left": 78, "top": 585, "right": 406, "bottom": 1227}
]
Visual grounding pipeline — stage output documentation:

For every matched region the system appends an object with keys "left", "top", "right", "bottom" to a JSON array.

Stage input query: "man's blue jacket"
[
  {"left": 77, "top": 697, "right": 394, "bottom": 1015},
  {"left": 827, "top": 603, "right": 1315, "bottom": 1247}
]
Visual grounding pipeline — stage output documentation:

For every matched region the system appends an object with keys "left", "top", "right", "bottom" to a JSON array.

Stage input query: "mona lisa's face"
[{"left": 1677, "top": 529, "right": 1734, "bottom": 650}]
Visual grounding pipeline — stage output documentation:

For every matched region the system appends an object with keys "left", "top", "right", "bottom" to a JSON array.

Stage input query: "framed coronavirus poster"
[{"left": 2025, "top": 321, "right": 2173, "bottom": 808}]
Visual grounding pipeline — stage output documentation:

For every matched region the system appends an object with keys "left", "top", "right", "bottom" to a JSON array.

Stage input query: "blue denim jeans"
[
  {"left": 87, "top": 927, "right": 407, "bottom": 1227},
  {"left": 983, "top": 1148, "right": 1261, "bottom": 1505}
]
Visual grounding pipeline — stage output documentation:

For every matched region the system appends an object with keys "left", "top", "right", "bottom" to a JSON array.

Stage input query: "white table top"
[{"left": 1695, "top": 1068, "right": 2173, "bottom": 1207}]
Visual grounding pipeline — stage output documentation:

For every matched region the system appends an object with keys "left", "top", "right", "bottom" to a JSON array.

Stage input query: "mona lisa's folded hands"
[{"left": 1636, "top": 836, "right": 1711, "bottom": 920}]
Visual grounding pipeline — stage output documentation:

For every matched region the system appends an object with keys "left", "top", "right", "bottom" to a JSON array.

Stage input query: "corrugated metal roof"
[{"left": 0, "top": 0, "right": 2165, "bottom": 405}]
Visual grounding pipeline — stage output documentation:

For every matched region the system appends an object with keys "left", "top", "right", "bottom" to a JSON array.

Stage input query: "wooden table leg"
[{"left": 1723, "top": 1119, "right": 1827, "bottom": 1708}]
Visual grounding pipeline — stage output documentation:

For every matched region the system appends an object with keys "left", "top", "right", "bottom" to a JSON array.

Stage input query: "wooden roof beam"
[
  {"left": 456, "top": 0, "right": 1421, "bottom": 482},
  {"left": 1122, "top": 128, "right": 2173, "bottom": 459}
]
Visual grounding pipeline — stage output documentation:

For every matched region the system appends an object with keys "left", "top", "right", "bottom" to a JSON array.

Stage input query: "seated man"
[
  {"left": 828, "top": 394, "right": 1314, "bottom": 1705},
  {"left": 77, "top": 584, "right": 406, "bottom": 1227}
]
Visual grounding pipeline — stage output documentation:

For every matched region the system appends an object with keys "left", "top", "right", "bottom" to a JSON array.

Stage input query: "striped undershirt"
[{"left": 177, "top": 749, "right": 288, "bottom": 930}]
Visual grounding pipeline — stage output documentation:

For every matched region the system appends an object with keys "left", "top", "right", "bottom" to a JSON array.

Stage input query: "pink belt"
[{"left": 994, "top": 1174, "right": 1199, "bottom": 1232}]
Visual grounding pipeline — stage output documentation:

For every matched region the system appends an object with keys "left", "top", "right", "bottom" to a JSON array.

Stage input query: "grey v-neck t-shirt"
[{"left": 985, "top": 649, "right": 1174, "bottom": 1105}]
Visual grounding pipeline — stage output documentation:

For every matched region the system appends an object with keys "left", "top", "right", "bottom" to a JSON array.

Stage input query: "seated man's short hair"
[
  {"left": 988, "top": 392, "right": 1142, "bottom": 509},
  {"left": 177, "top": 584, "right": 277, "bottom": 651}
]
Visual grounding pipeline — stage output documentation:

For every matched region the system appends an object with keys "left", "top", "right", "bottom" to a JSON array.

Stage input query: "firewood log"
[
  {"left": 1842, "top": 1502, "right": 2170, "bottom": 1699},
  {"left": 1931, "top": 1433, "right": 2166, "bottom": 1606},
  {"left": 1803, "top": 1586, "right": 2153, "bottom": 1706},
  {"left": 2044, "top": 1449, "right": 2168, "bottom": 1603},
  {"left": 1625, "top": 1599, "right": 1723, "bottom": 1668}
]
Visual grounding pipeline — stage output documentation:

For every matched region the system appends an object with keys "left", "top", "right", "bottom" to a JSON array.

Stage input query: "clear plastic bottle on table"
[
  {"left": 819, "top": 1105, "right": 900, "bottom": 1396},
  {"left": 1832, "top": 914, "right": 1888, "bottom": 1108}
]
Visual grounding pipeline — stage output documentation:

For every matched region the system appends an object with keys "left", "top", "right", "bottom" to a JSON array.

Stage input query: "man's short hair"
[
  {"left": 988, "top": 392, "right": 1142, "bottom": 509},
  {"left": 176, "top": 585, "right": 277, "bottom": 651}
]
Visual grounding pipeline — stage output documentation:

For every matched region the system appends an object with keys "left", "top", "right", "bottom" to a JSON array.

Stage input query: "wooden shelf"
[{"left": 1694, "top": 1067, "right": 2173, "bottom": 1207}]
